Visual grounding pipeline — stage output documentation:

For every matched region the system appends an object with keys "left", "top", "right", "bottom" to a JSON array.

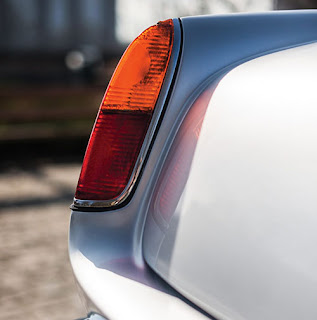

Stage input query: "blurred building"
[
  {"left": 0, "top": 0, "right": 121, "bottom": 86},
  {"left": 0, "top": 0, "right": 123, "bottom": 145},
  {"left": 0, "top": 0, "right": 117, "bottom": 54}
]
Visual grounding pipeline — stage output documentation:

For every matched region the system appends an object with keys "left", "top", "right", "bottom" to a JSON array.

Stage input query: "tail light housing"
[{"left": 74, "top": 19, "right": 174, "bottom": 208}]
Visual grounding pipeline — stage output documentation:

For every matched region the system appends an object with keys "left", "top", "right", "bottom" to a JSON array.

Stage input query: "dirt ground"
[{"left": 0, "top": 163, "right": 86, "bottom": 319}]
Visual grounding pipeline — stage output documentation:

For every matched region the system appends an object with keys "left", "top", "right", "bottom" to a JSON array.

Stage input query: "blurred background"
[{"left": 0, "top": 0, "right": 316, "bottom": 319}]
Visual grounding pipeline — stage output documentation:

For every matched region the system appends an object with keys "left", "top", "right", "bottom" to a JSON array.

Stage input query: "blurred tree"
[{"left": 274, "top": 0, "right": 317, "bottom": 9}]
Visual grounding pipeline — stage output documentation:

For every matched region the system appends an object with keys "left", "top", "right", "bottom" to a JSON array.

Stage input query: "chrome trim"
[{"left": 72, "top": 18, "right": 181, "bottom": 209}]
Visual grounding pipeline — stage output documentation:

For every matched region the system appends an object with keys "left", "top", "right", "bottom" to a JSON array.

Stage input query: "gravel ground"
[{"left": 0, "top": 163, "right": 86, "bottom": 320}]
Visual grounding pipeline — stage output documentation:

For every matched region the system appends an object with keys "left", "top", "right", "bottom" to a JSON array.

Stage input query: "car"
[{"left": 69, "top": 10, "right": 317, "bottom": 320}]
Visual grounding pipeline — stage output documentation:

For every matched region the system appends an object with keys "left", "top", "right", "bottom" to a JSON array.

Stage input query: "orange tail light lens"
[{"left": 75, "top": 19, "right": 174, "bottom": 205}]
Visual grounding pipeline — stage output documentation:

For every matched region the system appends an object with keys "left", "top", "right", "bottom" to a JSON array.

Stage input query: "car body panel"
[
  {"left": 143, "top": 42, "right": 317, "bottom": 320},
  {"left": 69, "top": 11, "right": 317, "bottom": 320}
]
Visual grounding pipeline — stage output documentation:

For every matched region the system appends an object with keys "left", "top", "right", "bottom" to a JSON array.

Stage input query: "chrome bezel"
[{"left": 72, "top": 18, "right": 181, "bottom": 209}]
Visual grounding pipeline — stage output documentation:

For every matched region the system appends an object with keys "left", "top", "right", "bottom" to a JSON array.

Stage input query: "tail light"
[{"left": 74, "top": 19, "right": 174, "bottom": 208}]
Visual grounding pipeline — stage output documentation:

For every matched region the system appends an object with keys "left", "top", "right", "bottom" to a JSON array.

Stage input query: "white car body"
[{"left": 69, "top": 11, "right": 317, "bottom": 320}]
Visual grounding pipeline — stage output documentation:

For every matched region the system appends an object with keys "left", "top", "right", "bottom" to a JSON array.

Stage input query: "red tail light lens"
[{"left": 75, "top": 19, "right": 174, "bottom": 205}]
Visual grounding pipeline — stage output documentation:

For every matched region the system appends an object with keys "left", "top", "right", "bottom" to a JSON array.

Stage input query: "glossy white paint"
[
  {"left": 71, "top": 251, "right": 209, "bottom": 320},
  {"left": 144, "top": 43, "right": 317, "bottom": 320},
  {"left": 70, "top": 11, "right": 317, "bottom": 320}
]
